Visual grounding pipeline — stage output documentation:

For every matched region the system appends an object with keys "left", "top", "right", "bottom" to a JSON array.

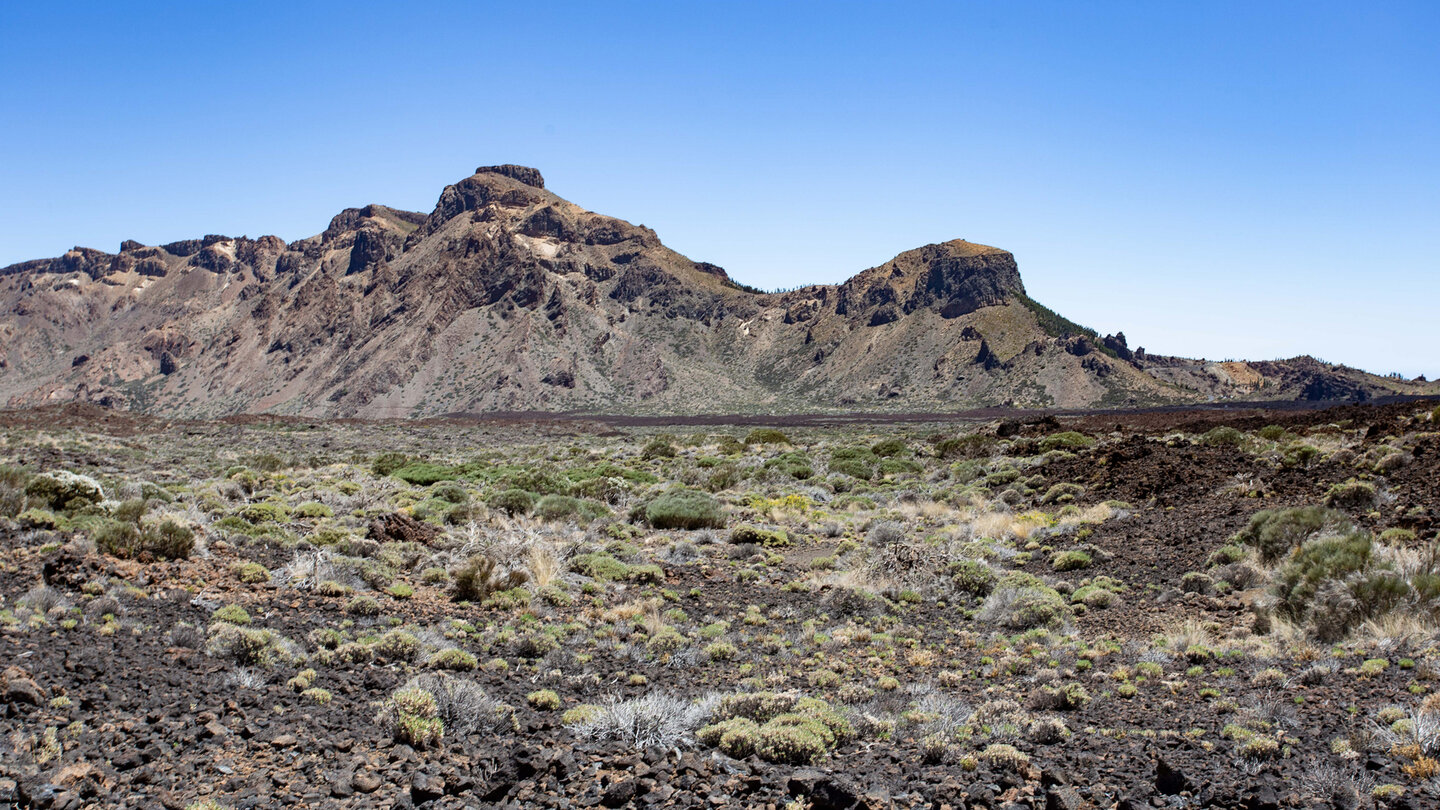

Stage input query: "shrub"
[
  {"left": 24, "top": 471, "right": 105, "bottom": 510},
  {"left": 206, "top": 624, "right": 277, "bottom": 667},
  {"left": 513, "top": 631, "right": 559, "bottom": 659},
  {"left": 1180, "top": 571, "right": 1214, "bottom": 594},
  {"left": 978, "top": 586, "right": 1072, "bottom": 631},
  {"left": 1038, "top": 432, "right": 1094, "bottom": 453},
  {"left": 93, "top": 517, "right": 195, "bottom": 560},
  {"left": 429, "top": 648, "right": 478, "bottom": 671},
  {"left": 527, "top": 689, "right": 562, "bottom": 710},
  {"left": 487, "top": 488, "right": 535, "bottom": 516},
  {"left": 407, "top": 673, "right": 516, "bottom": 736},
  {"left": 755, "top": 721, "right": 831, "bottom": 764},
  {"left": 371, "top": 452, "right": 410, "bottom": 476},
  {"left": 705, "top": 641, "right": 738, "bottom": 661},
  {"left": 1324, "top": 480, "right": 1379, "bottom": 511},
  {"left": 376, "top": 687, "right": 443, "bottom": 748},
  {"left": 233, "top": 562, "right": 270, "bottom": 584},
  {"left": 646, "top": 489, "right": 725, "bottom": 530},
  {"left": 1041, "top": 483, "right": 1085, "bottom": 505},
  {"left": 871, "top": 438, "right": 908, "bottom": 457},
  {"left": 629, "top": 564, "right": 666, "bottom": 585},
  {"left": 641, "top": 438, "right": 677, "bottom": 459},
  {"left": 563, "top": 704, "right": 603, "bottom": 725},
  {"left": 1052, "top": 551, "right": 1092, "bottom": 572},
  {"left": 977, "top": 743, "right": 1030, "bottom": 771},
  {"left": 950, "top": 560, "right": 996, "bottom": 596},
  {"left": 731, "top": 524, "right": 789, "bottom": 547},
  {"left": 451, "top": 554, "right": 528, "bottom": 602},
  {"left": 1201, "top": 426, "right": 1245, "bottom": 447},
  {"left": 210, "top": 604, "right": 251, "bottom": 626},
  {"left": 1234, "top": 506, "right": 1351, "bottom": 564},
  {"left": 570, "top": 552, "right": 630, "bottom": 581},
  {"left": 345, "top": 595, "right": 381, "bottom": 616},
  {"left": 373, "top": 629, "right": 422, "bottom": 661},
  {"left": 1273, "top": 531, "right": 1373, "bottom": 623},
  {"left": 534, "top": 494, "right": 608, "bottom": 523},
  {"left": 567, "top": 693, "right": 710, "bottom": 749},
  {"left": 697, "top": 717, "right": 761, "bottom": 758},
  {"left": 935, "top": 434, "right": 996, "bottom": 460},
  {"left": 1029, "top": 682, "right": 1090, "bottom": 711},
  {"left": 745, "top": 429, "right": 791, "bottom": 446}
]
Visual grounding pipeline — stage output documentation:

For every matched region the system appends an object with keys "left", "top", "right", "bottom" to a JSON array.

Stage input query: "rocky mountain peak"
[
  {"left": 836, "top": 238, "right": 1026, "bottom": 324},
  {"left": 474, "top": 164, "right": 545, "bottom": 188}
]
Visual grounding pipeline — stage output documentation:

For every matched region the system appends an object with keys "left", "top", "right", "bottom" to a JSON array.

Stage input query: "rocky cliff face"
[{"left": 1, "top": 166, "right": 1433, "bottom": 417}]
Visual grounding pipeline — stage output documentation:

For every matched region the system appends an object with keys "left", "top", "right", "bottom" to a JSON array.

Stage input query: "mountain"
[{"left": 1, "top": 165, "right": 1434, "bottom": 417}]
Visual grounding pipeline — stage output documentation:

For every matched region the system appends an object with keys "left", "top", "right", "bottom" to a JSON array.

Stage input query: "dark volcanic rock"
[{"left": 475, "top": 164, "right": 545, "bottom": 188}]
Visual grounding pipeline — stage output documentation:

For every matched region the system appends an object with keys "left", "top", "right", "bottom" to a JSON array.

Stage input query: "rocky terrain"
[
  {"left": 1, "top": 165, "right": 1433, "bottom": 418},
  {"left": 1, "top": 399, "right": 1439, "bottom": 808}
]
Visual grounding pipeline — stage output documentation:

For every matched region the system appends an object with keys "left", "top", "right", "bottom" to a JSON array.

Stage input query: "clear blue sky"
[{"left": 2, "top": 2, "right": 1436, "bottom": 377}]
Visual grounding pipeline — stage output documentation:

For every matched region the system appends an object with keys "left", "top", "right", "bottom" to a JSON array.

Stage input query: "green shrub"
[
  {"left": 755, "top": 721, "right": 831, "bottom": 764},
  {"left": 534, "top": 494, "right": 609, "bottom": 523},
  {"left": 371, "top": 452, "right": 410, "bottom": 476},
  {"left": 949, "top": 559, "right": 996, "bottom": 596},
  {"left": 373, "top": 630, "right": 422, "bottom": 661},
  {"left": 562, "top": 704, "right": 603, "bottom": 725},
  {"left": 1201, "top": 426, "right": 1245, "bottom": 447},
  {"left": 294, "top": 501, "right": 333, "bottom": 518},
  {"left": 978, "top": 586, "right": 1072, "bottom": 631},
  {"left": 879, "top": 458, "right": 922, "bottom": 476},
  {"left": 93, "top": 517, "right": 195, "bottom": 560},
  {"left": 935, "top": 434, "right": 996, "bottom": 460},
  {"left": 233, "top": 562, "right": 270, "bottom": 584},
  {"left": 731, "top": 524, "right": 789, "bottom": 547},
  {"left": 487, "top": 488, "right": 535, "bottom": 516},
  {"left": 697, "top": 717, "right": 761, "bottom": 758},
  {"left": 1258, "top": 425, "right": 1287, "bottom": 441},
  {"left": 1324, "top": 479, "right": 1379, "bottom": 511},
  {"left": 206, "top": 624, "right": 277, "bottom": 667},
  {"left": 377, "top": 687, "right": 443, "bottom": 748},
  {"left": 628, "top": 564, "right": 666, "bottom": 585},
  {"left": 24, "top": 471, "right": 105, "bottom": 510},
  {"left": 1052, "top": 551, "right": 1092, "bottom": 572},
  {"left": 428, "top": 648, "right": 478, "bottom": 671},
  {"left": 745, "top": 428, "right": 791, "bottom": 446},
  {"left": 646, "top": 489, "right": 725, "bottom": 530},
  {"left": 705, "top": 641, "right": 738, "bottom": 661},
  {"left": 526, "top": 689, "right": 561, "bottom": 710},
  {"left": 1179, "top": 571, "right": 1213, "bottom": 594},
  {"left": 703, "top": 693, "right": 850, "bottom": 765},
  {"left": 1234, "top": 506, "right": 1351, "bottom": 564},
  {"left": 977, "top": 743, "right": 1030, "bottom": 771},
  {"left": 570, "top": 552, "right": 630, "bottom": 581},
  {"left": 430, "top": 482, "right": 468, "bottom": 504},
  {"left": 641, "top": 438, "right": 677, "bottom": 460},
  {"left": 1274, "top": 532, "right": 1373, "bottom": 623},
  {"left": 1038, "top": 432, "right": 1094, "bottom": 453},
  {"left": 346, "top": 595, "right": 381, "bottom": 616},
  {"left": 828, "top": 458, "right": 874, "bottom": 480},
  {"left": 1041, "top": 482, "right": 1085, "bottom": 505},
  {"left": 871, "top": 438, "right": 908, "bottom": 457},
  {"left": 211, "top": 604, "right": 251, "bottom": 626}
]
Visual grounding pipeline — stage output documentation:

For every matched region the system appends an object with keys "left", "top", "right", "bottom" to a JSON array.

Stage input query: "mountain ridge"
[{"left": 1, "top": 165, "right": 1434, "bottom": 417}]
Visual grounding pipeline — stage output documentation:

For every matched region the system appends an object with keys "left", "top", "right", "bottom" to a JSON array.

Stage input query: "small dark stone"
[
  {"left": 411, "top": 772, "right": 445, "bottom": 804},
  {"left": 601, "top": 779, "right": 637, "bottom": 808},
  {"left": 1155, "top": 756, "right": 1188, "bottom": 795},
  {"left": 1047, "top": 786, "right": 1084, "bottom": 810}
]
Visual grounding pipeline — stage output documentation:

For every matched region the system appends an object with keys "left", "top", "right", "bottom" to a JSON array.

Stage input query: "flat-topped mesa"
[
  {"left": 474, "top": 164, "right": 545, "bottom": 188},
  {"left": 836, "top": 239, "right": 1026, "bottom": 324}
]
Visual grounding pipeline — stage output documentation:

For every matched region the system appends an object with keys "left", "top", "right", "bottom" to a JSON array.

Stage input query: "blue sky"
[{"left": 2, "top": 1, "right": 1436, "bottom": 377}]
